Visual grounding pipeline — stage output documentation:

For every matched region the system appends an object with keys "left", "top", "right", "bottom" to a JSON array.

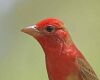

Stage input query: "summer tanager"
[{"left": 21, "top": 18, "right": 99, "bottom": 80}]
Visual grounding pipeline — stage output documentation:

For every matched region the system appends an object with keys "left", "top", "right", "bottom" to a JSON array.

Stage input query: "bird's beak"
[{"left": 21, "top": 25, "right": 40, "bottom": 37}]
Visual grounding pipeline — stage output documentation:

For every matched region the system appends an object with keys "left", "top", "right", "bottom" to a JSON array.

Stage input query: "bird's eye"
[{"left": 45, "top": 25, "right": 55, "bottom": 32}]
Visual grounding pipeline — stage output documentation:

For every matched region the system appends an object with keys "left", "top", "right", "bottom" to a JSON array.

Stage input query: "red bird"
[{"left": 21, "top": 18, "right": 99, "bottom": 80}]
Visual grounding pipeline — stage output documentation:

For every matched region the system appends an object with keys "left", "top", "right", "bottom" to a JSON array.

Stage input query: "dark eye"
[{"left": 45, "top": 25, "right": 55, "bottom": 32}]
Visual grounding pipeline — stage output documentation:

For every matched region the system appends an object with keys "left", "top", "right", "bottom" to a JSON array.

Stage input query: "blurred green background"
[{"left": 0, "top": 0, "right": 100, "bottom": 80}]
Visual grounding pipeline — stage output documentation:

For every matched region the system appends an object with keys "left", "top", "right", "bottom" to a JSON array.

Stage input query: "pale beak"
[{"left": 21, "top": 25, "right": 40, "bottom": 36}]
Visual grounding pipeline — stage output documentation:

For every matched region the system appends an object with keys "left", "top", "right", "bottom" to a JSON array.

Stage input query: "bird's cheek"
[{"left": 56, "top": 30, "right": 68, "bottom": 39}]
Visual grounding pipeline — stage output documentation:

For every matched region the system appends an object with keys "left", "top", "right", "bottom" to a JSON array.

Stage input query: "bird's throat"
[{"left": 37, "top": 35, "right": 66, "bottom": 57}]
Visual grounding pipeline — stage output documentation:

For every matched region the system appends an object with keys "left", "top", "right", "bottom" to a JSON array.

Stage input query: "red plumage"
[{"left": 21, "top": 18, "right": 98, "bottom": 80}]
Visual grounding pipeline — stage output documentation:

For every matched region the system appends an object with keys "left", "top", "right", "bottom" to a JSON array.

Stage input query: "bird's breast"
[{"left": 45, "top": 53, "right": 79, "bottom": 80}]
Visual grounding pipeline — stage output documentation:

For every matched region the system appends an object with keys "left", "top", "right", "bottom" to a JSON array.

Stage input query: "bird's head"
[
  {"left": 22, "top": 18, "right": 69, "bottom": 40},
  {"left": 21, "top": 18, "right": 72, "bottom": 54}
]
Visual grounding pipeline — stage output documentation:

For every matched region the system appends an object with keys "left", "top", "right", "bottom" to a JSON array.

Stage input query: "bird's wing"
[{"left": 76, "top": 57, "right": 99, "bottom": 80}]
